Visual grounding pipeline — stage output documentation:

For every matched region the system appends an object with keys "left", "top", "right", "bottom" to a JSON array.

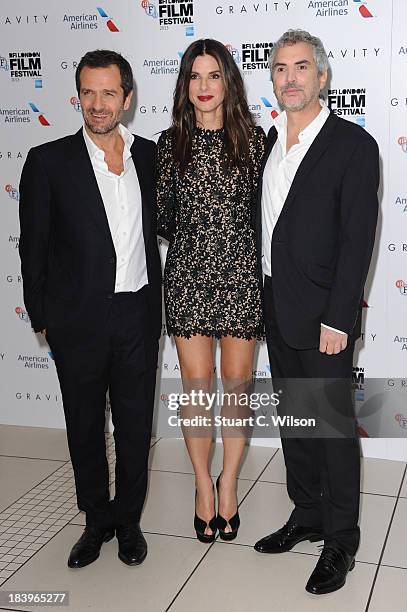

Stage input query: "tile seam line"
[
  {"left": 0, "top": 455, "right": 66, "bottom": 463},
  {"left": 163, "top": 449, "right": 279, "bottom": 611},
  {"left": 365, "top": 461, "right": 407, "bottom": 611},
  {"left": 0, "top": 461, "right": 72, "bottom": 520},
  {"left": 0, "top": 520, "right": 79, "bottom": 588}
]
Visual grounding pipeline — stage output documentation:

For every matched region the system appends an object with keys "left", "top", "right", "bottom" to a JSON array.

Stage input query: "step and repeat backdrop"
[{"left": 0, "top": 0, "right": 406, "bottom": 458}]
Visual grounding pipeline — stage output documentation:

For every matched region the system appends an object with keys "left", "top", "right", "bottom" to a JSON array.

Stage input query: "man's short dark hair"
[{"left": 75, "top": 49, "right": 133, "bottom": 99}]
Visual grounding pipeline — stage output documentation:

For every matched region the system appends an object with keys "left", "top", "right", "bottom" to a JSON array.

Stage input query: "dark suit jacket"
[
  {"left": 256, "top": 112, "right": 379, "bottom": 349},
  {"left": 19, "top": 129, "right": 162, "bottom": 340}
]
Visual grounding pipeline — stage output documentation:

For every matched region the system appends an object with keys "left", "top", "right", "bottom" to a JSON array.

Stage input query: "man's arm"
[
  {"left": 19, "top": 147, "right": 51, "bottom": 333},
  {"left": 321, "top": 135, "right": 379, "bottom": 339}
]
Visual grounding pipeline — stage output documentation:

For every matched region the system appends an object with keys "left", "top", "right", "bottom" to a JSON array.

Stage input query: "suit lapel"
[
  {"left": 67, "top": 129, "right": 114, "bottom": 245},
  {"left": 278, "top": 112, "right": 339, "bottom": 220},
  {"left": 262, "top": 127, "right": 278, "bottom": 174},
  {"left": 131, "top": 137, "right": 151, "bottom": 244}
]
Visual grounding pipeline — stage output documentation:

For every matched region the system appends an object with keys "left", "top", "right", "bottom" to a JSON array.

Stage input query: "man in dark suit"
[
  {"left": 254, "top": 30, "right": 379, "bottom": 594},
  {"left": 19, "top": 50, "right": 161, "bottom": 568}
]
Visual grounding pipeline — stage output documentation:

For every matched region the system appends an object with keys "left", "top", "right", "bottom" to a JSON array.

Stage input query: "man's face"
[
  {"left": 79, "top": 64, "right": 132, "bottom": 135},
  {"left": 271, "top": 42, "right": 327, "bottom": 112}
]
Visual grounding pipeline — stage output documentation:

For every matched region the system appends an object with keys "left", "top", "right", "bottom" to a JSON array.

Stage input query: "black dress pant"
[
  {"left": 264, "top": 276, "right": 360, "bottom": 555},
  {"left": 47, "top": 287, "right": 158, "bottom": 528}
]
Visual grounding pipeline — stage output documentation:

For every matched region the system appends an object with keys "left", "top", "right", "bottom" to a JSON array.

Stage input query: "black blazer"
[
  {"left": 19, "top": 129, "right": 162, "bottom": 339},
  {"left": 256, "top": 112, "right": 379, "bottom": 349}
]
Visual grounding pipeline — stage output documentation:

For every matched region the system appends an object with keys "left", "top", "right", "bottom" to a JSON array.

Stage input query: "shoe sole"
[
  {"left": 254, "top": 534, "right": 323, "bottom": 554},
  {"left": 305, "top": 559, "right": 356, "bottom": 595},
  {"left": 118, "top": 549, "right": 147, "bottom": 566},
  {"left": 218, "top": 531, "right": 238, "bottom": 542},
  {"left": 67, "top": 531, "right": 115, "bottom": 568},
  {"left": 196, "top": 531, "right": 217, "bottom": 543}
]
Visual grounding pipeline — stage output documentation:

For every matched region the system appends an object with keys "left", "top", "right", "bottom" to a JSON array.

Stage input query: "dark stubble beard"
[{"left": 83, "top": 111, "right": 121, "bottom": 135}]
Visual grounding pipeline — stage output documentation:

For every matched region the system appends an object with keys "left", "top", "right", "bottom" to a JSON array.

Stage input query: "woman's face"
[{"left": 188, "top": 54, "right": 225, "bottom": 119}]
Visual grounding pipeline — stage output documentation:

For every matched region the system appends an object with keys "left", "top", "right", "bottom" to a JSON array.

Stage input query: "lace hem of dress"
[{"left": 167, "top": 325, "right": 265, "bottom": 341}]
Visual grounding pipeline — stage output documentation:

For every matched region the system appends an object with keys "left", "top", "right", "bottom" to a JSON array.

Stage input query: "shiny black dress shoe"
[
  {"left": 306, "top": 545, "right": 355, "bottom": 594},
  {"left": 254, "top": 522, "right": 323, "bottom": 553},
  {"left": 116, "top": 524, "right": 147, "bottom": 565},
  {"left": 67, "top": 525, "right": 115, "bottom": 568},
  {"left": 216, "top": 474, "right": 240, "bottom": 541}
]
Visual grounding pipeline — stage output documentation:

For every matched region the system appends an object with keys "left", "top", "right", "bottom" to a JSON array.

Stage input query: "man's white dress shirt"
[
  {"left": 83, "top": 123, "right": 148, "bottom": 294},
  {"left": 261, "top": 100, "right": 344, "bottom": 334}
]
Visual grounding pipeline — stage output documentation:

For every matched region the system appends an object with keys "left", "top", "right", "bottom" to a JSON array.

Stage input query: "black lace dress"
[{"left": 156, "top": 125, "right": 266, "bottom": 340}]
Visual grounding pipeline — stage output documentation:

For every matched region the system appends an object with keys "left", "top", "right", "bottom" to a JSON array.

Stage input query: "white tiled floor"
[{"left": 0, "top": 425, "right": 405, "bottom": 612}]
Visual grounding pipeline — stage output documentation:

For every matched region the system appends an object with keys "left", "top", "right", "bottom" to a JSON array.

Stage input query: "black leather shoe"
[
  {"left": 116, "top": 524, "right": 147, "bottom": 566},
  {"left": 305, "top": 545, "right": 355, "bottom": 594},
  {"left": 254, "top": 522, "right": 323, "bottom": 553},
  {"left": 67, "top": 525, "right": 115, "bottom": 568}
]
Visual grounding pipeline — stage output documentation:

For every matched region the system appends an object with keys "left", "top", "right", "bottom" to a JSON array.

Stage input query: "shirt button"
[{"left": 107, "top": 293, "right": 113, "bottom": 299}]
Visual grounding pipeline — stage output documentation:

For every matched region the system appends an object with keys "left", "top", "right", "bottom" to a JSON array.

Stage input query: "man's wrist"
[{"left": 321, "top": 323, "right": 346, "bottom": 335}]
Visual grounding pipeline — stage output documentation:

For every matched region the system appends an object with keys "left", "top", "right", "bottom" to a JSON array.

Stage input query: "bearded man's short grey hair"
[{"left": 269, "top": 29, "right": 329, "bottom": 79}]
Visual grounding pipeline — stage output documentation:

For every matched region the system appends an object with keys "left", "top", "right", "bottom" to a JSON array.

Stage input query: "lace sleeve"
[
  {"left": 249, "top": 125, "right": 267, "bottom": 229},
  {"left": 156, "top": 129, "right": 176, "bottom": 242}
]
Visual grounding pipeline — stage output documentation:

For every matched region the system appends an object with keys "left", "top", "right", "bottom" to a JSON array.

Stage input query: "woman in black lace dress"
[{"left": 157, "top": 39, "right": 266, "bottom": 543}]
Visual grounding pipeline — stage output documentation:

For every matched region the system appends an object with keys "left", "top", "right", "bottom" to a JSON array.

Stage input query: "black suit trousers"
[
  {"left": 47, "top": 287, "right": 158, "bottom": 528},
  {"left": 264, "top": 276, "right": 360, "bottom": 555}
]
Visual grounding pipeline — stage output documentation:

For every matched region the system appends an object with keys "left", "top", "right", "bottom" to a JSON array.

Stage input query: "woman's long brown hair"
[{"left": 171, "top": 39, "right": 255, "bottom": 173}]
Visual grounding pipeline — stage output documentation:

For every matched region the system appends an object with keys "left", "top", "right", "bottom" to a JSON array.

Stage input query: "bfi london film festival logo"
[
  {"left": 0, "top": 102, "right": 50, "bottom": 125},
  {"left": 15, "top": 306, "right": 30, "bottom": 324},
  {"left": 395, "top": 280, "right": 407, "bottom": 297},
  {"left": 4, "top": 184, "right": 19, "bottom": 201},
  {"left": 140, "top": 0, "right": 195, "bottom": 36},
  {"left": 225, "top": 44, "right": 241, "bottom": 65},
  {"left": 226, "top": 42, "right": 274, "bottom": 73},
  {"left": 62, "top": 7, "right": 119, "bottom": 31},
  {"left": 327, "top": 88, "right": 366, "bottom": 128},
  {"left": 242, "top": 42, "right": 272, "bottom": 71},
  {"left": 398, "top": 136, "right": 407, "bottom": 154},
  {"left": 352, "top": 366, "right": 365, "bottom": 402},
  {"left": 70, "top": 96, "right": 81, "bottom": 112},
  {"left": 0, "top": 51, "right": 43, "bottom": 88},
  {"left": 395, "top": 414, "right": 407, "bottom": 429},
  {"left": 307, "top": 0, "right": 374, "bottom": 18}
]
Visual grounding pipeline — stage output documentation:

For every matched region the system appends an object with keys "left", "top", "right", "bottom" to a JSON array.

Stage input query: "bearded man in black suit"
[{"left": 254, "top": 30, "right": 379, "bottom": 595}]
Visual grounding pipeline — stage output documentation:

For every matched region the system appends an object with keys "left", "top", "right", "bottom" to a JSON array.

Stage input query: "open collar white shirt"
[
  {"left": 83, "top": 123, "right": 148, "bottom": 294},
  {"left": 261, "top": 100, "right": 344, "bottom": 334}
]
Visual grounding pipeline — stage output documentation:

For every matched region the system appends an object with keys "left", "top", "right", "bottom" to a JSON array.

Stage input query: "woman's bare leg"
[
  {"left": 218, "top": 335, "right": 257, "bottom": 532},
  {"left": 175, "top": 334, "right": 215, "bottom": 536}
]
